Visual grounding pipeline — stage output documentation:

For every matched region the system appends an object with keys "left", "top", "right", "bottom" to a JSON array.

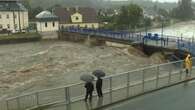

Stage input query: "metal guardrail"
[
  {"left": 63, "top": 28, "right": 195, "bottom": 53},
  {"left": 62, "top": 28, "right": 174, "bottom": 47},
  {"left": 1, "top": 58, "right": 195, "bottom": 110}
]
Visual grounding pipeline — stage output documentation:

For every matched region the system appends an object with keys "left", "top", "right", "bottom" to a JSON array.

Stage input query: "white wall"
[
  {"left": 0, "top": 11, "right": 29, "bottom": 32},
  {"left": 36, "top": 21, "right": 59, "bottom": 32}
]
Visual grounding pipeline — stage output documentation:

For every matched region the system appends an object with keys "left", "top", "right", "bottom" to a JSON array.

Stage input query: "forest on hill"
[{"left": 22, "top": 0, "right": 177, "bottom": 9}]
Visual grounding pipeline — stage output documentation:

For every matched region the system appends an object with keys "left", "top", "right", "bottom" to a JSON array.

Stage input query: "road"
[{"left": 104, "top": 80, "right": 195, "bottom": 110}]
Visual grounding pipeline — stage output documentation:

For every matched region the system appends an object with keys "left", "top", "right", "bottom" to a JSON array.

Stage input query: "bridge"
[
  {"left": 1, "top": 58, "right": 195, "bottom": 110},
  {"left": 59, "top": 27, "right": 195, "bottom": 56}
]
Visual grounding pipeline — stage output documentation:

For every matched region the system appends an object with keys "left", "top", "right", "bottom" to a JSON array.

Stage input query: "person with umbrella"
[
  {"left": 92, "top": 70, "right": 106, "bottom": 98},
  {"left": 80, "top": 74, "right": 94, "bottom": 102},
  {"left": 84, "top": 81, "right": 94, "bottom": 102},
  {"left": 96, "top": 77, "right": 103, "bottom": 97}
]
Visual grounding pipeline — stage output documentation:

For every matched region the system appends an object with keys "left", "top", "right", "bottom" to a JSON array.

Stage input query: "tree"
[
  {"left": 171, "top": 0, "right": 193, "bottom": 20},
  {"left": 144, "top": 17, "right": 152, "bottom": 27},
  {"left": 116, "top": 6, "right": 129, "bottom": 29},
  {"left": 21, "top": 0, "right": 32, "bottom": 10},
  {"left": 21, "top": 0, "right": 43, "bottom": 20},
  {"left": 47, "top": 4, "right": 62, "bottom": 12},
  {"left": 30, "top": 7, "right": 44, "bottom": 20},
  {"left": 116, "top": 4, "right": 143, "bottom": 30},
  {"left": 158, "top": 8, "right": 169, "bottom": 18}
]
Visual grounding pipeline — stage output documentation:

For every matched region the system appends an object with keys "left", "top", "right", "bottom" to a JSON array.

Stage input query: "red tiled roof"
[{"left": 54, "top": 7, "right": 98, "bottom": 24}]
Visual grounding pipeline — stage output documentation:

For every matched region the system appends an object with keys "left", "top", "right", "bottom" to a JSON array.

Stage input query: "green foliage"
[
  {"left": 102, "top": 23, "right": 117, "bottom": 30},
  {"left": 116, "top": 4, "right": 143, "bottom": 30},
  {"left": 22, "top": 0, "right": 44, "bottom": 20},
  {"left": 144, "top": 17, "right": 152, "bottom": 27},
  {"left": 47, "top": 4, "right": 62, "bottom": 12},
  {"left": 29, "top": 7, "right": 44, "bottom": 20},
  {"left": 21, "top": 0, "right": 177, "bottom": 11},
  {"left": 21, "top": 0, "right": 31, "bottom": 10},
  {"left": 26, "top": 0, "right": 98, "bottom": 9},
  {"left": 171, "top": 0, "right": 194, "bottom": 20},
  {"left": 98, "top": 16, "right": 115, "bottom": 23},
  {"left": 158, "top": 8, "right": 169, "bottom": 18}
]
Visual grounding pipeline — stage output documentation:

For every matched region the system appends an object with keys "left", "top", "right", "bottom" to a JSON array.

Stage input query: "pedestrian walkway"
[
  {"left": 38, "top": 75, "right": 195, "bottom": 110},
  {"left": 103, "top": 80, "right": 195, "bottom": 110}
]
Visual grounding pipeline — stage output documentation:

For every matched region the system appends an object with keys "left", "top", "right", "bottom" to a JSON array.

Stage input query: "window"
[
  {"left": 75, "top": 16, "right": 79, "bottom": 20},
  {"left": 0, "top": 24, "right": 2, "bottom": 29},
  {"left": 92, "top": 24, "right": 95, "bottom": 28},
  {"left": 45, "top": 22, "right": 47, "bottom": 28},
  {"left": 6, "top": 14, "right": 9, "bottom": 19},
  {"left": 61, "top": 25, "right": 64, "bottom": 29},
  {"left": 14, "top": 24, "right": 18, "bottom": 29},
  {"left": 0, "top": 15, "right": 1, "bottom": 19},
  {"left": 7, "top": 24, "right": 10, "bottom": 29},
  {"left": 14, "top": 14, "right": 17, "bottom": 19},
  {"left": 53, "top": 22, "right": 55, "bottom": 27},
  {"left": 85, "top": 25, "right": 87, "bottom": 28}
]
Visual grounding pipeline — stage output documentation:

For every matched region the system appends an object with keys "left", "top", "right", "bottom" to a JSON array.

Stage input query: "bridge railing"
[
  {"left": 62, "top": 27, "right": 179, "bottom": 47},
  {"left": 63, "top": 27, "right": 195, "bottom": 55},
  {"left": 62, "top": 27, "right": 143, "bottom": 43},
  {"left": 2, "top": 58, "right": 195, "bottom": 110}
]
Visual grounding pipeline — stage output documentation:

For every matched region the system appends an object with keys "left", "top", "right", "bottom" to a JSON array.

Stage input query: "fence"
[
  {"left": 177, "top": 37, "right": 195, "bottom": 55},
  {"left": 63, "top": 27, "right": 143, "bottom": 43},
  {"left": 1, "top": 58, "right": 195, "bottom": 110}
]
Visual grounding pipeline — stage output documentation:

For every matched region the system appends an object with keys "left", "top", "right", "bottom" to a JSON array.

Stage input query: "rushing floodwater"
[{"left": 149, "top": 21, "right": 195, "bottom": 39}]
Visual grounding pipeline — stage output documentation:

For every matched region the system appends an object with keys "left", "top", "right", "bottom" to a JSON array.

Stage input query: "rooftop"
[
  {"left": 36, "top": 11, "right": 58, "bottom": 21},
  {"left": 54, "top": 7, "right": 98, "bottom": 24}
]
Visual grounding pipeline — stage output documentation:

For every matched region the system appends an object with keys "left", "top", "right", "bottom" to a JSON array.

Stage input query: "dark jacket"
[
  {"left": 96, "top": 78, "right": 102, "bottom": 89},
  {"left": 85, "top": 82, "right": 94, "bottom": 92}
]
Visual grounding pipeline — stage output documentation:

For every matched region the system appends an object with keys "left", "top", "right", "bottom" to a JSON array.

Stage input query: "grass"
[{"left": 0, "top": 33, "right": 41, "bottom": 40}]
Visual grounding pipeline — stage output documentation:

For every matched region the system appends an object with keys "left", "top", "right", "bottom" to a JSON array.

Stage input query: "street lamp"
[
  {"left": 144, "top": 16, "right": 148, "bottom": 36},
  {"left": 160, "top": 16, "right": 166, "bottom": 46},
  {"left": 161, "top": 16, "right": 165, "bottom": 38}
]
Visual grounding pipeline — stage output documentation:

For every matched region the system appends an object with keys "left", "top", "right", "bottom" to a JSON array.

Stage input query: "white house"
[
  {"left": 0, "top": 0, "right": 29, "bottom": 33},
  {"left": 36, "top": 11, "right": 59, "bottom": 32}
]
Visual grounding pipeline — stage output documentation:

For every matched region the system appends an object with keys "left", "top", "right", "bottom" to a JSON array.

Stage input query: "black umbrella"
[
  {"left": 92, "top": 70, "right": 106, "bottom": 78},
  {"left": 80, "top": 74, "right": 94, "bottom": 82}
]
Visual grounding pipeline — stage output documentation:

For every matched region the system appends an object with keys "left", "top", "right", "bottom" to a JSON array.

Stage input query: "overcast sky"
[{"left": 111, "top": 0, "right": 195, "bottom": 3}]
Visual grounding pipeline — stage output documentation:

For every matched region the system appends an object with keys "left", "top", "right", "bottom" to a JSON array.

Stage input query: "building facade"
[
  {"left": 54, "top": 7, "right": 99, "bottom": 29},
  {"left": 36, "top": 11, "right": 59, "bottom": 32},
  {"left": 0, "top": 0, "right": 29, "bottom": 32}
]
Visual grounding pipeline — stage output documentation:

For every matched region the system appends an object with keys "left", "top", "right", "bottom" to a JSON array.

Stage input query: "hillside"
[
  {"left": 23, "top": 0, "right": 177, "bottom": 10},
  {"left": 26, "top": 0, "right": 100, "bottom": 9}
]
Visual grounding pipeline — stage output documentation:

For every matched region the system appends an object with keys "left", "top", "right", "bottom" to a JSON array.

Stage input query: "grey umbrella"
[
  {"left": 92, "top": 70, "right": 106, "bottom": 78},
  {"left": 80, "top": 74, "right": 94, "bottom": 82}
]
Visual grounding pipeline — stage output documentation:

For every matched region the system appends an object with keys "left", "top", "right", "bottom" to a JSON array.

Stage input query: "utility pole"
[{"left": 161, "top": 19, "right": 164, "bottom": 38}]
